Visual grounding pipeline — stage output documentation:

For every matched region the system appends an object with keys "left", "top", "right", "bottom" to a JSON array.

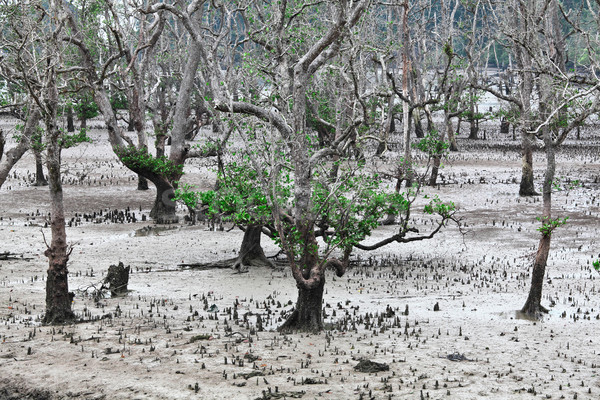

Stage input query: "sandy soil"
[{"left": 1, "top": 120, "right": 600, "bottom": 400}]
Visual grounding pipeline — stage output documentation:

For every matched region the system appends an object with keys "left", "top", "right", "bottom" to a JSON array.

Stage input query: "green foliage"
[
  {"left": 424, "top": 195, "right": 456, "bottom": 220},
  {"left": 551, "top": 177, "right": 581, "bottom": 192},
  {"left": 536, "top": 216, "right": 568, "bottom": 237},
  {"left": 74, "top": 95, "right": 99, "bottom": 120},
  {"left": 443, "top": 42, "right": 454, "bottom": 58},
  {"left": 110, "top": 93, "right": 129, "bottom": 110},
  {"left": 116, "top": 146, "right": 184, "bottom": 179},
  {"left": 313, "top": 173, "right": 410, "bottom": 250},
  {"left": 593, "top": 260, "right": 600, "bottom": 271},
  {"left": 175, "top": 149, "right": 454, "bottom": 259},
  {"left": 60, "top": 129, "right": 92, "bottom": 149},
  {"left": 31, "top": 126, "right": 45, "bottom": 152},
  {"left": 413, "top": 132, "right": 449, "bottom": 157},
  {"left": 175, "top": 161, "right": 277, "bottom": 225}
]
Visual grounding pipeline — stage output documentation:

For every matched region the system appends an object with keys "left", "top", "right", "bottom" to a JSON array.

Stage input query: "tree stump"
[{"left": 104, "top": 262, "right": 130, "bottom": 297}]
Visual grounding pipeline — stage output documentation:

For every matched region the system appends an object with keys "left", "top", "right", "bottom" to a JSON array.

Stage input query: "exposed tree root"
[{"left": 179, "top": 254, "right": 285, "bottom": 272}]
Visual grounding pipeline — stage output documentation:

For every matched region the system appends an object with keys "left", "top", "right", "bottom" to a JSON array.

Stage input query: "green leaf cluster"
[
  {"left": 116, "top": 146, "right": 183, "bottom": 179},
  {"left": 74, "top": 95, "right": 99, "bottom": 120},
  {"left": 424, "top": 195, "right": 456, "bottom": 219},
  {"left": 314, "top": 174, "right": 410, "bottom": 250},
  {"left": 175, "top": 161, "right": 277, "bottom": 225},
  {"left": 413, "top": 132, "right": 449, "bottom": 157},
  {"left": 536, "top": 216, "right": 568, "bottom": 237},
  {"left": 60, "top": 129, "right": 92, "bottom": 149}
]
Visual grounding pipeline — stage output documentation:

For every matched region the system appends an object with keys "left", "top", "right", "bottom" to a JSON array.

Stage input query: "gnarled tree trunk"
[
  {"left": 232, "top": 225, "right": 273, "bottom": 271},
  {"left": 149, "top": 179, "right": 178, "bottom": 224},
  {"left": 278, "top": 279, "right": 325, "bottom": 333}
]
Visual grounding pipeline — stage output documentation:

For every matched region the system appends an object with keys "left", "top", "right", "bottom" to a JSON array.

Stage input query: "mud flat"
[{"left": 1, "top": 123, "right": 600, "bottom": 399}]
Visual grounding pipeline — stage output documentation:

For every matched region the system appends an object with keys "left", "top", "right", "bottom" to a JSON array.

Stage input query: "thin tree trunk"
[
  {"left": 34, "top": 150, "right": 48, "bottom": 186},
  {"left": 43, "top": 135, "right": 75, "bottom": 324},
  {"left": 402, "top": 0, "right": 412, "bottom": 187},
  {"left": 522, "top": 0, "right": 563, "bottom": 316},
  {"left": 519, "top": 130, "right": 538, "bottom": 196},
  {"left": 430, "top": 111, "right": 451, "bottom": 186},
  {"left": 522, "top": 130, "right": 555, "bottom": 315},
  {"left": 42, "top": 49, "right": 74, "bottom": 325},
  {"left": 66, "top": 106, "right": 75, "bottom": 132}
]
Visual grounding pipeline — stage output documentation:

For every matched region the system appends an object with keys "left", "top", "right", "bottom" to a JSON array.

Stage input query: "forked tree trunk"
[
  {"left": 522, "top": 0, "right": 563, "bottom": 316},
  {"left": 278, "top": 279, "right": 325, "bottom": 333}
]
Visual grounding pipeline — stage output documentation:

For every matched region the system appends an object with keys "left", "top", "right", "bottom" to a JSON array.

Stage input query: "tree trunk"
[
  {"left": 413, "top": 110, "right": 424, "bottom": 138},
  {"left": 401, "top": 0, "right": 412, "bottom": 187},
  {"left": 66, "top": 106, "right": 75, "bottom": 132},
  {"left": 43, "top": 58, "right": 74, "bottom": 325},
  {"left": 521, "top": 234, "right": 551, "bottom": 316},
  {"left": 519, "top": 130, "right": 539, "bottom": 196},
  {"left": 429, "top": 154, "right": 441, "bottom": 187},
  {"left": 468, "top": 118, "right": 479, "bottom": 139},
  {"left": 278, "top": 279, "right": 325, "bottom": 333},
  {"left": 0, "top": 108, "right": 42, "bottom": 189},
  {"left": 232, "top": 225, "right": 273, "bottom": 271},
  {"left": 137, "top": 175, "right": 149, "bottom": 190},
  {"left": 34, "top": 150, "right": 48, "bottom": 186},
  {"left": 522, "top": 0, "right": 563, "bottom": 316},
  {"left": 376, "top": 96, "right": 394, "bottom": 156},
  {"left": 149, "top": 180, "right": 178, "bottom": 224},
  {"left": 500, "top": 119, "right": 510, "bottom": 134},
  {"left": 80, "top": 116, "right": 87, "bottom": 130},
  {"left": 447, "top": 116, "right": 459, "bottom": 152},
  {"left": 522, "top": 130, "right": 555, "bottom": 316}
]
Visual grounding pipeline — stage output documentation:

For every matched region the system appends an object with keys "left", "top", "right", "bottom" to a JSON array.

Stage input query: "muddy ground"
[{"left": 1, "top": 119, "right": 600, "bottom": 400}]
